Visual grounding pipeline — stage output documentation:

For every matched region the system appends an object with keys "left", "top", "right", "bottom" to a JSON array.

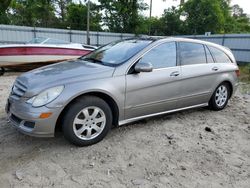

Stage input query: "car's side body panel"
[
  {"left": 47, "top": 75, "right": 127, "bottom": 121},
  {"left": 125, "top": 66, "right": 181, "bottom": 119},
  {"left": 176, "top": 63, "right": 221, "bottom": 108},
  {"left": 120, "top": 38, "right": 239, "bottom": 123},
  {"left": 209, "top": 64, "right": 239, "bottom": 96}
]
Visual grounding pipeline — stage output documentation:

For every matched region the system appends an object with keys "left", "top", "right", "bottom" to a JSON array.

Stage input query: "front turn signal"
[{"left": 39, "top": 112, "right": 53, "bottom": 119}]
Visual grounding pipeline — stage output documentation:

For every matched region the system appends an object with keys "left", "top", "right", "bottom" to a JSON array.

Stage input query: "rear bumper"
[
  {"left": 232, "top": 81, "right": 239, "bottom": 97},
  {"left": 6, "top": 98, "right": 62, "bottom": 137}
]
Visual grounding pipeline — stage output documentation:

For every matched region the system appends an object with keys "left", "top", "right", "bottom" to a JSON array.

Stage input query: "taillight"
[{"left": 235, "top": 69, "right": 240, "bottom": 77}]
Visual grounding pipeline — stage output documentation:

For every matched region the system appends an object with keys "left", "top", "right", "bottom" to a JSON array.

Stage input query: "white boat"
[{"left": 0, "top": 37, "right": 96, "bottom": 74}]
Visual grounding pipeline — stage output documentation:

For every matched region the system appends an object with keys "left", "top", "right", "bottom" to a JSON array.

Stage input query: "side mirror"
[{"left": 134, "top": 62, "right": 153, "bottom": 73}]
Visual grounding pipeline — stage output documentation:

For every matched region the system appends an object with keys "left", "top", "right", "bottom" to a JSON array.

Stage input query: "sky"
[{"left": 143, "top": 0, "right": 250, "bottom": 17}]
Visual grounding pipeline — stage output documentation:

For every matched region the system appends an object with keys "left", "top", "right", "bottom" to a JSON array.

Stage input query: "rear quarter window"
[{"left": 208, "top": 46, "right": 232, "bottom": 63}]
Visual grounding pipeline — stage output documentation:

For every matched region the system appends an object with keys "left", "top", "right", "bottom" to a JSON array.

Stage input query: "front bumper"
[{"left": 6, "top": 97, "right": 62, "bottom": 137}]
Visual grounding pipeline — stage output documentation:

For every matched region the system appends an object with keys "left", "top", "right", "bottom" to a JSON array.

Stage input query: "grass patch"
[
  {"left": 238, "top": 64, "right": 250, "bottom": 95},
  {"left": 239, "top": 64, "right": 250, "bottom": 83}
]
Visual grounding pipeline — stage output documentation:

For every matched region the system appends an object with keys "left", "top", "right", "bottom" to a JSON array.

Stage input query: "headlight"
[{"left": 27, "top": 86, "right": 64, "bottom": 107}]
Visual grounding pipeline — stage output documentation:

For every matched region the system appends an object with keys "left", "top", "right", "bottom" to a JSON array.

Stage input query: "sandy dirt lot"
[{"left": 0, "top": 72, "right": 249, "bottom": 188}]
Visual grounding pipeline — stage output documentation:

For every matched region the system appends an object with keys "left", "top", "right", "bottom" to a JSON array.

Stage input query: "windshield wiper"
[
  {"left": 81, "top": 57, "right": 104, "bottom": 64},
  {"left": 80, "top": 57, "right": 115, "bottom": 67}
]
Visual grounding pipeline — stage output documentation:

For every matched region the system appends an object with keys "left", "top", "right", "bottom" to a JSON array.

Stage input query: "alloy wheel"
[
  {"left": 73, "top": 106, "right": 106, "bottom": 140},
  {"left": 215, "top": 85, "right": 228, "bottom": 107}
]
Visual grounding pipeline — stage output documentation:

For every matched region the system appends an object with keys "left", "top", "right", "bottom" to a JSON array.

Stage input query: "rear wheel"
[
  {"left": 62, "top": 96, "right": 112, "bottom": 146},
  {"left": 209, "top": 83, "right": 231, "bottom": 111}
]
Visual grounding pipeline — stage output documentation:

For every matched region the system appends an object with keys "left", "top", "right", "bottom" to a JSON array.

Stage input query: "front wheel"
[
  {"left": 209, "top": 83, "right": 231, "bottom": 111},
  {"left": 0, "top": 67, "right": 5, "bottom": 76},
  {"left": 62, "top": 96, "right": 112, "bottom": 146}
]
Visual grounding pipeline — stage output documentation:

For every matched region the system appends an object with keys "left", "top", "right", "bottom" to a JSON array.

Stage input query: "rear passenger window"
[
  {"left": 208, "top": 46, "right": 232, "bottom": 63},
  {"left": 205, "top": 46, "right": 214, "bottom": 63},
  {"left": 179, "top": 42, "right": 207, "bottom": 65}
]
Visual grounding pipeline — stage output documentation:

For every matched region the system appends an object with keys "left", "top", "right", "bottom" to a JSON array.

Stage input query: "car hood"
[{"left": 16, "top": 60, "right": 115, "bottom": 97}]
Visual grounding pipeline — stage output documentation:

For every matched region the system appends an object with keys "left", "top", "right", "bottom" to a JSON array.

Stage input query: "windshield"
[
  {"left": 27, "top": 37, "right": 70, "bottom": 45},
  {"left": 44, "top": 38, "right": 70, "bottom": 45},
  {"left": 81, "top": 39, "right": 152, "bottom": 66},
  {"left": 27, "top": 37, "right": 47, "bottom": 44}
]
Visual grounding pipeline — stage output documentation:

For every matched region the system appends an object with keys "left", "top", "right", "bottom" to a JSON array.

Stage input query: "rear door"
[
  {"left": 177, "top": 42, "right": 220, "bottom": 108},
  {"left": 125, "top": 42, "right": 181, "bottom": 119}
]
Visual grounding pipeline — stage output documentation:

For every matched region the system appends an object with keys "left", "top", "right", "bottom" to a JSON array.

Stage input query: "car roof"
[
  {"left": 155, "top": 37, "right": 230, "bottom": 53},
  {"left": 125, "top": 36, "right": 220, "bottom": 47},
  {"left": 123, "top": 36, "right": 231, "bottom": 54},
  {"left": 156, "top": 37, "right": 216, "bottom": 46},
  {"left": 123, "top": 36, "right": 165, "bottom": 42}
]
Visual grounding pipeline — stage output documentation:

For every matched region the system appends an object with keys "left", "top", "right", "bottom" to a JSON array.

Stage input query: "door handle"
[
  {"left": 170, "top": 71, "right": 180, "bottom": 77},
  {"left": 212, "top": 67, "right": 219, "bottom": 71}
]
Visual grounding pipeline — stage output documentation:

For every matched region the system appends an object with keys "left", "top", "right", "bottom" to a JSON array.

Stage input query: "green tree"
[
  {"left": 148, "top": 17, "right": 165, "bottom": 35},
  {"left": 134, "top": 16, "right": 164, "bottom": 35},
  {"left": 9, "top": 0, "right": 57, "bottom": 27},
  {"left": 222, "top": 3, "right": 250, "bottom": 33},
  {"left": 135, "top": 6, "right": 185, "bottom": 36},
  {"left": 0, "top": 0, "right": 12, "bottom": 24},
  {"left": 161, "top": 6, "right": 184, "bottom": 35},
  {"left": 231, "top": 4, "right": 250, "bottom": 33},
  {"left": 232, "top": 4, "right": 244, "bottom": 17},
  {"left": 66, "top": 2, "right": 101, "bottom": 31},
  {"left": 34, "top": 0, "right": 58, "bottom": 27},
  {"left": 182, "top": 0, "right": 225, "bottom": 34},
  {"left": 1, "top": 0, "right": 249, "bottom": 35},
  {"left": 54, "top": 0, "right": 72, "bottom": 23},
  {"left": 99, "top": 0, "right": 147, "bottom": 33}
]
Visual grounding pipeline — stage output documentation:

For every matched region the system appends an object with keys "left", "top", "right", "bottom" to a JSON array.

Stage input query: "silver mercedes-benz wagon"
[{"left": 6, "top": 37, "right": 239, "bottom": 146}]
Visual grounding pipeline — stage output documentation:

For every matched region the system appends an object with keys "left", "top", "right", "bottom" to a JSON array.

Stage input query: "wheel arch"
[
  {"left": 220, "top": 80, "right": 233, "bottom": 99},
  {"left": 55, "top": 91, "right": 120, "bottom": 133}
]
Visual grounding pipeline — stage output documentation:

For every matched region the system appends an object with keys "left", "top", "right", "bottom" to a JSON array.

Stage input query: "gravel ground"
[{"left": 0, "top": 72, "right": 249, "bottom": 188}]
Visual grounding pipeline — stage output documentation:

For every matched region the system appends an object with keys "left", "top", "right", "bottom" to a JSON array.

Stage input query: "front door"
[{"left": 125, "top": 42, "right": 181, "bottom": 119}]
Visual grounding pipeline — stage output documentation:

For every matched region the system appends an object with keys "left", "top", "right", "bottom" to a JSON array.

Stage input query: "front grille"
[
  {"left": 23, "top": 121, "right": 35, "bottom": 128},
  {"left": 10, "top": 114, "right": 35, "bottom": 129},
  {"left": 10, "top": 114, "right": 22, "bottom": 124},
  {"left": 10, "top": 79, "right": 27, "bottom": 100}
]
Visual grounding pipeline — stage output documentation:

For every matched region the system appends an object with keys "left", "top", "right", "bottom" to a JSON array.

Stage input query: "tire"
[
  {"left": 209, "top": 82, "right": 231, "bottom": 111},
  {"left": 0, "top": 67, "right": 5, "bottom": 76},
  {"left": 62, "top": 96, "right": 112, "bottom": 146}
]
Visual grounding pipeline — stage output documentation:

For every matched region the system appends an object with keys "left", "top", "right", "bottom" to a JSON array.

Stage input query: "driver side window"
[{"left": 138, "top": 42, "right": 177, "bottom": 69}]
